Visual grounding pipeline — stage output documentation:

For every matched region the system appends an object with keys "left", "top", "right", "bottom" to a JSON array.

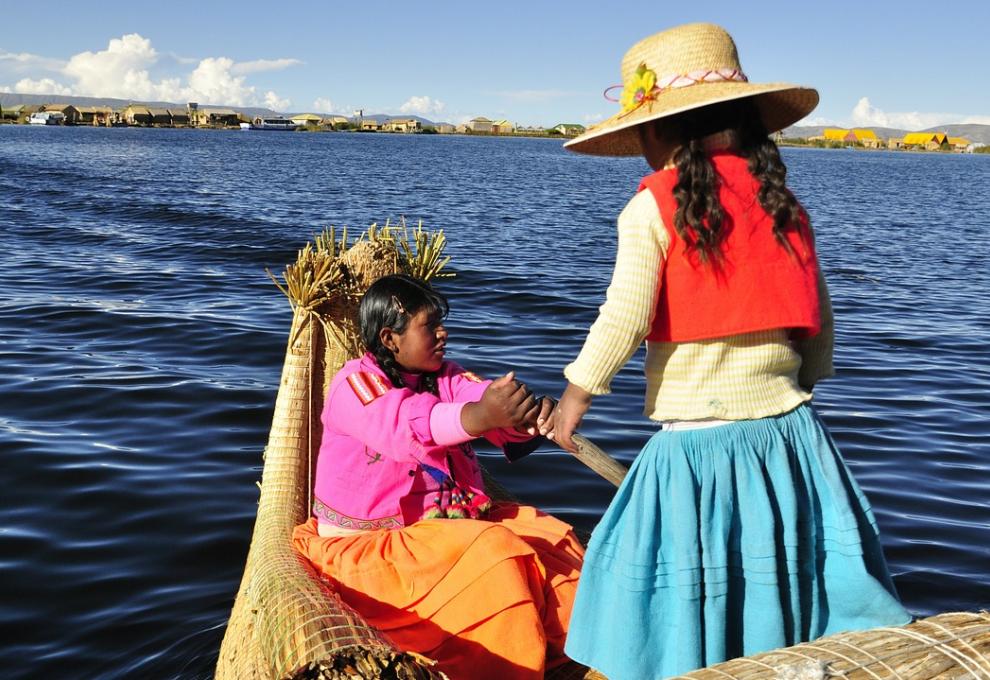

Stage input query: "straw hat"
[{"left": 564, "top": 23, "right": 819, "bottom": 156}]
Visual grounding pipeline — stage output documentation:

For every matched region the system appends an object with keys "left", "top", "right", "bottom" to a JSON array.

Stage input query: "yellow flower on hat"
[{"left": 620, "top": 64, "right": 657, "bottom": 113}]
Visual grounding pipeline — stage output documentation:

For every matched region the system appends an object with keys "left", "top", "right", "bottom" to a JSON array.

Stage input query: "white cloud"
[
  {"left": 312, "top": 97, "right": 335, "bottom": 113},
  {"left": 793, "top": 114, "right": 838, "bottom": 127},
  {"left": 0, "top": 50, "right": 66, "bottom": 77},
  {"left": 232, "top": 58, "right": 303, "bottom": 75},
  {"left": 63, "top": 33, "right": 162, "bottom": 99},
  {"left": 187, "top": 57, "right": 254, "bottom": 105},
  {"left": 13, "top": 77, "right": 73, "bottom": 96},
  {"left": 793, "top": 98, "right": 990, "bottom": 130},
  {"left": 2, "top": 34, "right": 294, "bottom": 108},
  {"left": 398, "top": 95, "right": 445, "bottom": 116},
  {"left": 264, "top": 90, "right": 290, "bottom": 111},
  {"left": 850, "top": 97, "right": 990, "bottom": 129},
  {"left": 582, "top": 112, "right": 605, "bottom": 123}
]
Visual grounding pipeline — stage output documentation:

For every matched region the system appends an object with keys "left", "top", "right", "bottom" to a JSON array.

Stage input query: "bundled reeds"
[
  {"left": 675, "top": 611, "right": 990, "bottom": 680},
  {"left": 217, "top": 220, "right": 456, "bottom": 680}
]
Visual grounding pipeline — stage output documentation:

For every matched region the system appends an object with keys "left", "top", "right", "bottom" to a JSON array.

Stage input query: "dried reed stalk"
[{"left": 672, "top": 611, "right": 990, "bottom": 680}]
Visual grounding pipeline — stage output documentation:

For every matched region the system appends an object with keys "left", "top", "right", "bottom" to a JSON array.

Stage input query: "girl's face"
[{"left": 381, "top": 308, "right": 448, "bottom": 373}]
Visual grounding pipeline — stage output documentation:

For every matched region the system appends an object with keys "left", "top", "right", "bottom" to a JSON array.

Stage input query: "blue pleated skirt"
[{"left": 564, "top": 404, "right": 911, "bottom": 680}]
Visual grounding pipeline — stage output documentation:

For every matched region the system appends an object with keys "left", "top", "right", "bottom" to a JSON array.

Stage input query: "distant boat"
[
  {"left": 249, "top": 116, "right": 299, "bottom": 131},
  {"left": 28, "top": 111, "right": 65, "bottom": 126}
]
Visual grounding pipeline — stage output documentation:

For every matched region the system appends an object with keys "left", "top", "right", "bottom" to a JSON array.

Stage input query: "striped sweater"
[{"left": 564, "top": 189, "right": 835, "bottom": 422}]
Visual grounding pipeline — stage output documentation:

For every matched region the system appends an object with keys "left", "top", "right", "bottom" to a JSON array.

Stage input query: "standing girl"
[
  {"left": 545, "top": 23, "right": 911, "bottom": 679},
  {"left": 293, "top": 274, "right": 584, "bottom": 680}
]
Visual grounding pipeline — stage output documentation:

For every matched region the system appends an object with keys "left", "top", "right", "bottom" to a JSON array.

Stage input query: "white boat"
[
  {"left": 239, "top": 122, "right": 252, "bottom": 131},
  {"left": 250, "top": 116, "right": 299, "bottom": 131},
  {"left": 28, "top": 111, "right": 65, "bottom": 125}
]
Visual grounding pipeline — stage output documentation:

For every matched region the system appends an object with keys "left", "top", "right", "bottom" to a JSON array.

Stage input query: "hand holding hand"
[
  {"left": 462, "top": 371, "right": 538, "bottom": 435},
  {"left": 540, "top": 382, "right": 592, "bottom": 453}
]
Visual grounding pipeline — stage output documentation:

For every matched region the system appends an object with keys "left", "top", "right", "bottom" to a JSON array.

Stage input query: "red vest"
[{"left": 640, "top": 152, "right": 821, "bottom": 343}]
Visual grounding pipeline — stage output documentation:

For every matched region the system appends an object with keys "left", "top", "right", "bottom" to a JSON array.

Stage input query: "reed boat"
[{"left": 216, "top": 222, "right": 990, "bottom": 680}]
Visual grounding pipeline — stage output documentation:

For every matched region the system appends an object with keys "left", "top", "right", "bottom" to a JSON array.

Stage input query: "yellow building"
[
  {"left": 464, "top": 116, "right": 493, "bottom": 133},
  {"left": 823, "top": 128, "right": 850, "bottom": 141},
  {"left": 492, "top": 119, "right": 515, "bottom": 134},
  {"left": 821, "top": 128, "right": 880, "bottom": 147},
  {"left": 903, "top": 132, "right": 948, "bottom": 150},
  {"left": 321, "top": 115, "right": 350, "bottom": 129},
  {"left": 383, "top": 117, "right": 422, "bottom": 132},
  {"left": 290, "top": 113, "right": 322, "bottom": 127},
  {"left": 949, "top": 136, "right": 971, "bottom": 150}
]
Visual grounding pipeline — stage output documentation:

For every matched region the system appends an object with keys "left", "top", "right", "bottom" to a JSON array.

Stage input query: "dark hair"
[
  {"left": 648, "top": 97, "right": 807, "bottom": 261},
  {"left": 359, "top": 274, "right": 449, "bottom": 394}
]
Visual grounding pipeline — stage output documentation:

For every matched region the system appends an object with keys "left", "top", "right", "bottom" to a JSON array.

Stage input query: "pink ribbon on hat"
[
  {"left": 604, "top": 67, "right": 749, "bottom": 116},
  {"left": 655, "top": 67, "right": 747, "bottom": 90}
]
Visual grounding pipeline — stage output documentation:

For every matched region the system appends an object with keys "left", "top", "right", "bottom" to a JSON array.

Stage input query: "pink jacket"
[{"left": 313, "top": 353, "right": 540, "bottom": 530}]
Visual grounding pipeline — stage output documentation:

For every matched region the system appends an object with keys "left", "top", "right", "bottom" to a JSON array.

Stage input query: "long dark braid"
[
  {"left": 656, "top": 98, "right": 808, "bottom": 261},
  {"left": 359, "top": 274, "right": 449, "bottom": 395},
  {"left": 671, "top": 138, "right": 724, "bottom": 256}
]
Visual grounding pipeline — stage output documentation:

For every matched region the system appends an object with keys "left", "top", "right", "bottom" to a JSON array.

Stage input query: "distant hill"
[
  {"left": 782, "top": 124, "right": 910, "bottom": 140},
  {"left": 0, "top": 92, "right": 282, "bottom": 119},
  {"left": 921, "top": 123, "right": 990, "bottom": 143},
  {"left": 0, "top": 91, "right": 442, "bottom": 125},
  {"left": 783, "top": 123, "right": 990, "bottom": 144}
]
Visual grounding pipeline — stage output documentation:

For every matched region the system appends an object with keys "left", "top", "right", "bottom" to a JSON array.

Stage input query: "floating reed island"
[{"left": 215, "top": 221, "right": 990, "bottom": 679}]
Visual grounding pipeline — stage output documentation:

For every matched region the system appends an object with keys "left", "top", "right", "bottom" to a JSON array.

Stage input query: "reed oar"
[{"left": 571, "top": 433, "right": 628, "bottom": 487}]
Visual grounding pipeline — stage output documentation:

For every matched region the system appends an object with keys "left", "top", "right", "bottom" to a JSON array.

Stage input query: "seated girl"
[{"left": 293, "top": 274, "right": 584, "bottom": 680}]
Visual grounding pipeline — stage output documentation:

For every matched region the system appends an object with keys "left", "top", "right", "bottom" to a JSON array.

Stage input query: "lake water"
[{"left": 1, "top": 126, "right": 988, "bottom": 679}]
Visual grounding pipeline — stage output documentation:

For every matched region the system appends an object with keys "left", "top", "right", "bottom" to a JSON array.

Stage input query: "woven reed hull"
[
  {"left": 216, "top": 310, "right": 445, "bottom": 680},
  {"left": 677, "top": 611, "right": 990, "bottom": 680}
]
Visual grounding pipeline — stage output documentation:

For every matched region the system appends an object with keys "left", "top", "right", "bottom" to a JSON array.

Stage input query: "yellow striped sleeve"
[
  {"left": 564, "top": 190, "right": 668, "bottom": 395},
  {"left": 794, "top": 266, "right": 835, "bottom": 389}
]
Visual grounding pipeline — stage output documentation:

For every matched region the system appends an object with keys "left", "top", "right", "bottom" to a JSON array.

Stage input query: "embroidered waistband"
[{"left": 313, "top": 498, "right": 403, "bottom": 531}]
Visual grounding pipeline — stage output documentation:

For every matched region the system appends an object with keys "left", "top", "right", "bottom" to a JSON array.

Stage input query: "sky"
[{"left": 2, "top": 0, "right": 989, "bottom": 129}]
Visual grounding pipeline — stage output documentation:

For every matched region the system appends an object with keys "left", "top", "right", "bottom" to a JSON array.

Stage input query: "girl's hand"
[
  {"left": 533, "top": 396, "right": 556, "bottom": 436},
  {"left": 542, "top": 383, "right": 592, "bottom": 453},
  {"left": 513, "top": 395, "right": 556, "bottom": 436},
  {"left": 462, "top": 372, "right": 537, "bottom": 435}
]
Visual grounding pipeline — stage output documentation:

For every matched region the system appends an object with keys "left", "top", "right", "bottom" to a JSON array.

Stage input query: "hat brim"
[{"left": 564, "top": 82, "right": 819, "bottom": 156}]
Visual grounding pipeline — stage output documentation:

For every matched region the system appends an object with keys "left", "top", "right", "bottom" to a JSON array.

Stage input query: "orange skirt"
[{"left": 292, "top": 503, "right": 584, "bottom": 680}]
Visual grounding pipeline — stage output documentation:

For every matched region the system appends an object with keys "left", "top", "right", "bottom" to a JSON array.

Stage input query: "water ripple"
[{"left": 1, "top": 128, "right": 988, "bottom": 678}]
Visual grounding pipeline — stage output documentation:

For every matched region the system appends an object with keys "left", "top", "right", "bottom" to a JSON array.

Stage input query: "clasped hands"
[
  {"left": 462, "top": 373, "right": 593, "bottom": 454},
  {"left": 461, "top": 371, "right": 554, "bottom": 437}
]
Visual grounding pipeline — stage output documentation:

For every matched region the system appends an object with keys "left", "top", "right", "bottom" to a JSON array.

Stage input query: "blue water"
[{"left": 1, "top": 126, "right": 988, "bottom": 679}]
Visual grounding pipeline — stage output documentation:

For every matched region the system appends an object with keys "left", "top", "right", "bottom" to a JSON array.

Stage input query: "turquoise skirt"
[{"left": 564, "top": 404, "right": 911, "bottom": 680}]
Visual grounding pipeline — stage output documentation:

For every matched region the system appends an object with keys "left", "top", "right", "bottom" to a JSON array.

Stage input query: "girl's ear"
[{"left": 380, "top": 327, "right": 398, "bottom": 352}]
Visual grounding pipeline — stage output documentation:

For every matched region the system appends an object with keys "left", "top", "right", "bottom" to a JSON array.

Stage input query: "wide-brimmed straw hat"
[{"left": 565, "top": 23, "right": 819, "bottom": 156}]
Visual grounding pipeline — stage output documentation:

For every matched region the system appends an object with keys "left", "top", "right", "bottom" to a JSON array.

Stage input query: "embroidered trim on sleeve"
[
  {"left": 346, "top": 371, "right": 392, "bottom": 405},
  {"left": 460, "top": 370, "right": 484, "bottom": 383}
]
